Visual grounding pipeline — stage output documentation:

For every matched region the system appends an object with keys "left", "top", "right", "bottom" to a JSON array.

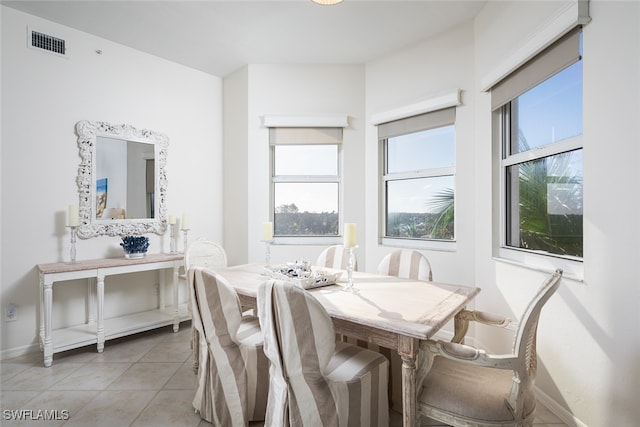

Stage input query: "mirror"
[{"left": 75, "top": 120, "right": 169, "bottom": 238}]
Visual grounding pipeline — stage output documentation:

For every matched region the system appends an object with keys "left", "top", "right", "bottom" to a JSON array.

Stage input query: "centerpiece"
[{"left": 263, "top": 260, "right": 342, "bottom": 290}]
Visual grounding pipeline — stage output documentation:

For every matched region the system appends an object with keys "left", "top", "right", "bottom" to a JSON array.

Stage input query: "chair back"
[
  {"left": 509, "top": 268, "right": 563, "bottom": 412},
  {"left": 377, "top": 249, "right": 432, "bottom": 281},
  {"left": 316, "top": 245, "right": 356, "bottom": 270},
  {"left": 189, "top": 267, "right": 266, "bottom": 426},
  {"left": 186, "top": 239, "right": 228, "bottom": 271},
  {"left": 258, "top": 280, "right": 339, "bottom": 426}
]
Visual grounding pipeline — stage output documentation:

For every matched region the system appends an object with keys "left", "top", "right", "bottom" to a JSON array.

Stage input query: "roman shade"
[
  {"left": 269, "top": 127, "right": 342, "bottom": 145},
  {"left": 490, "top": 27, "right": 582, "bottom": 110},
  {"left": 377, "top": 107, "right": 455, "bottom": 140}
]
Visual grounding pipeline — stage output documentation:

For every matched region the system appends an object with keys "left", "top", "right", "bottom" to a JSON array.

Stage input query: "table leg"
[
  {"left": 42, "top": 276, "right": 53, "bottom": 367},
  {"left": 97, "top": 274, "right": 105, "bottom": 353},
  {"left": 398, "top": 336, "right": 419, "bottom": 427}
]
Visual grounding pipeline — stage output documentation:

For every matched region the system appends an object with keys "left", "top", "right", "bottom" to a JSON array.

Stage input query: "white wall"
[
  {"left": 224, "top": 64, "right": 366, "bottom": 266},
  {"left": 0, "top": 6, "right": 223, "bottom": 355},
  {"left": 472, "top": 1, "right": 639, "bottom": 426},
  {"left": 364, "top": 19, "right": 477, "bottom": 288},
  {"left": 222, "top": 67, "right": 249, "bottom": 266}
]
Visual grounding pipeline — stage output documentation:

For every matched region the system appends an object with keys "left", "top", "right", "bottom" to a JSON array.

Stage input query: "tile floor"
[{"left": 1, "top": 322, "right": 568, "bottom": 426}]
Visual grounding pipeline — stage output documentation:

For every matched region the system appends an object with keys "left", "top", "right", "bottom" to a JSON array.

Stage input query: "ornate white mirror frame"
[{"left": 75, "top": 120, "right": 169, "bottom": 238}]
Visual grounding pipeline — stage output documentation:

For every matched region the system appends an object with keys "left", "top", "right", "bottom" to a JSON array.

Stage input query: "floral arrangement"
[{"left": 120, "top": 235, "right": 150, "bottom": 254}]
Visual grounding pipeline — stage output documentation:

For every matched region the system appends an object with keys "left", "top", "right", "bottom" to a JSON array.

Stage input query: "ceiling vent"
[{"left": 29, "top": 29, "right": 67, "bottom": 57}]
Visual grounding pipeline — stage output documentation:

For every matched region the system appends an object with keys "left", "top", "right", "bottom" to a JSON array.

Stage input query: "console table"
[{"left": 37, "top": 253, "right": 185, "bottom": 367}]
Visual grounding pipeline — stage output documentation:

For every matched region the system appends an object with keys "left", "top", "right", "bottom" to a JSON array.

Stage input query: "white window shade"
[
  {"left": 263, "top": 114, "right": 348, "bottom": 128},
  {"left": 269, "top": 127, "right": 342, "bottom": 145},
  {"left": 377, "top": 107, "right": 455, "bottom": 140},
  {"left": 490, "top": 27, "right": 582, "bottom": 110}
]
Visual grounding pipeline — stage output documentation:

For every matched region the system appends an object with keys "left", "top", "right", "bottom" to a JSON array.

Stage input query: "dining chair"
[
  {"left": 416, "top": 269, "right": 563, "bottom": 427},
  {"left": 185, "top": 238, "right": 228, "bottom": 271},
  {"left": 377, "top": 249, "right": 433, "bottom": 281},
  {"left": 257, "top": 280, "right": 389, "bottom": 427},
  {"left": 315, "top": 244, "right": 358, "bottom": 270},
  {"left": 188, "top": 266, "right": 269, "bottom": 426},
  {"left": 184, "top": 239, "right": 229, "bottom": 373}
]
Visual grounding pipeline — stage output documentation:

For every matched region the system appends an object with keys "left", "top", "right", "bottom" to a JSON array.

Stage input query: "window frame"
[
  {"left": 378, "top": 109, "right": 457, "bottom": 251},
  {"left": 269, "top": 128, "right": 344, "bottom": 244},
  {"left": 492, "top": 28, "right": 584, "bottom": 278}
]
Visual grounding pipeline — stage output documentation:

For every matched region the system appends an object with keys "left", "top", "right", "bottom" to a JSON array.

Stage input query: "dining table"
[{"left": 212, "top": 263, "right": 480, "bottom": 427}]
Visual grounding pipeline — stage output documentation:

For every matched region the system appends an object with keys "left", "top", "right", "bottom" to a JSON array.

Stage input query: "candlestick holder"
[
  {"left": 181, "top": 228, "right": 191, "bottom": 253},
  {"left": 342, "top": 245, "right": 358, "bottom": 293},
  {"left": 169, "top": 224, "right": 177, "bottom": 254},
  {"left": 67, "top": 226, "right": 78, "bottom": 264},
  {"left": 262, "top": 240, "right": 273, "bottom": 267}
]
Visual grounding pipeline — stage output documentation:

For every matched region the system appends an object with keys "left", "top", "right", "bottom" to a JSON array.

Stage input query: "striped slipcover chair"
[
  {"left": 188, "top": 267, "right": 269, "bottom": 426},
  {"left": 316, "top": 245, "right": 358, "bottom": 270},
  {"left": 376, "top": 249, "right": 433, "bottom": 282},
  {"left": 185, "top": 239, "right": 228, "bottom": 374},
  {"left": 257, "top": 280, "right": 389, "bottom": 427},
  {"left": 375, "top": 249, "right": 433, "bottom": 410}
]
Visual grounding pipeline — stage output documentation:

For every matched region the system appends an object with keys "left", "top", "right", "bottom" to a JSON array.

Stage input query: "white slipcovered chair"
[
  {"left": 257, "top": 280, "right": 389, "bottom": 427},
  {"left": 185, "top": 239, "right": 228, "bottom": 271},
  {"left": 316, "top": 245, "right": 357, "bottom": 270},
  {"left": 377, "top": 249, "right": 433, "bottom": 281},
  {"left": 188, "top": 267, "right": 269, "bottom": 426},
  {"left": 184, "top": 239, "right": 229, "bottom": 373},
  {"left": 416, "top": 269, "right": 563, "bottom": 427}
]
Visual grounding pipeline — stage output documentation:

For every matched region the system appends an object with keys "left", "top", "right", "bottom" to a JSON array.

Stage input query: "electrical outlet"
[{"left": 5, "top": 303, "right": 17, "bottom": 322}]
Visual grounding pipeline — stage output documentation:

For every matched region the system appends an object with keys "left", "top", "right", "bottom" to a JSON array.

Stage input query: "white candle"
[
  {"left": 262, "top": 222, "right": 274, "bottom": 241},
  {"left": 169, "top": 215, "right": 176, "bottom": 225},
  {"left": 68, "top": 205, "right": 79, "bottom": 227},
  {"left": 181, "top": 212, "right": 190, "bottom": 229},
  {"left": 344, "top": 223, "right": 357, "bottom": 247}
]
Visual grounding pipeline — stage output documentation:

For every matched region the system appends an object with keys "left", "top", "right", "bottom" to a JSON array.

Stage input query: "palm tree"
[
  {"left": 427, "top": 188, "right": 455, "bottom": 239},
  {"left": 515, "top": 130, "right": 583, "bottom": 256}
]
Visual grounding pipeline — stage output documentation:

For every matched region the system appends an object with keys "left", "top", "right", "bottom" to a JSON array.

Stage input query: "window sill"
[
  {"left": 380, "top": 237, "right": 456, "bottom": 252},
  {"left": 494, "top": 247, "right": 584, "bottom": 282},
  {"left": 272, "top": 236, "right": 343, "bottom": 246}
]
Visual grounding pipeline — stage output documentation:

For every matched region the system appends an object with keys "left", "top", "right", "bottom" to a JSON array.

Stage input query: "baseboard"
[
  {"left": 535, "top": 387, "right": 588, "bottom": 427},
  {"left": 0, "top": 342, "right": 40, "bottom": 361}
]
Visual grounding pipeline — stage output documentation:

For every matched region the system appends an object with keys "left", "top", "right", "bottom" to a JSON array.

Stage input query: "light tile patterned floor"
[{"left": 1, "top": 323, "right": 568, "bottom": 426}]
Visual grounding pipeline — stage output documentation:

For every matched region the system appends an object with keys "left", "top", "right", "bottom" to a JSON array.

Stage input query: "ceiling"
[{"left": 2, "top": 0, "right": 486, "bottom": 77}]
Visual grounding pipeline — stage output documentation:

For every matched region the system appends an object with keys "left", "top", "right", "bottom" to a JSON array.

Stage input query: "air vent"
[{"left": 30, "top": 29, "right": 66, "bottom": 56}]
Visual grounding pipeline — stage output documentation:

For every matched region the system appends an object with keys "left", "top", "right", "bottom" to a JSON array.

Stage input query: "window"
[
  {"left": 270, "top": 127, "right": 342, "bottom": 237},
  {"left": 494, "top": 28, "right": 583, "bottom": 259},
  {"left": 379, "top": 107, "right": 456, "bottom": 242}
]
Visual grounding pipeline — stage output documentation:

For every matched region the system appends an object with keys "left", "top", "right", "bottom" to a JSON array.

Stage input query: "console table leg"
[
  {"left": 87, "top": 278, "right": 96, "bottom": 324},
  {"left": 43, "top": 278, "right": 53, "bottom": 367},
  {"left": 172, "top": 264, "right": 180, "bottom": 332},
  {"left": 39, "top": 273, "right": 45, "bottom": 352},
  {"left": 97, "top": 274, "right": 105, "bottom": 353}
]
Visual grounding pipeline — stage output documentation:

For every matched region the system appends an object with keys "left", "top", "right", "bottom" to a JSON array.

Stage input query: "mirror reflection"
[{"left": 96, "top": 137, "right": 155, "bottom": 220}]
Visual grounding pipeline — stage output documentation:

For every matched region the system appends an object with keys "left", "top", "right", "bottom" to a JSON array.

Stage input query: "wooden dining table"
[{"left": 213, "top": 263, "right": 480, "bottom": 427}]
